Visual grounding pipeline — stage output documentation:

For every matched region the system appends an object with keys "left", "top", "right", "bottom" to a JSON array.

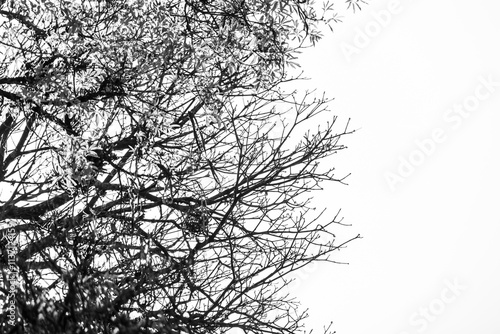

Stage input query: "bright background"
[{"left": 290, "top": 0, "right": 500, "bottom": 333}]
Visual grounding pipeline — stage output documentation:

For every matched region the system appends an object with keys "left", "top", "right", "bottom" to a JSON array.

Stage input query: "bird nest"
[{"left": 182, "top": 207, "right": 210, "bottom": 237}]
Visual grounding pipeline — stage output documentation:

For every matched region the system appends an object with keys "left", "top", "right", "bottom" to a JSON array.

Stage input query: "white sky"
[{"left": 288, "top": 0, "right": 500, "bottom": 333}]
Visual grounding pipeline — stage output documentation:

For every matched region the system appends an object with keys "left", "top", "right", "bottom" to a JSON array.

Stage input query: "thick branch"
[
  {"left": 1, "top": 193, "right": 71, "bottom": 220},
  {"left": 0, "top": 10, "right": 46, "bottom": 37}
]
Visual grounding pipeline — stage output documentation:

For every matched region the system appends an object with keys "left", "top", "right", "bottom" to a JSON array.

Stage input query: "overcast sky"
[{"left": 287, "top": 0, "right": 500, "bottom": 333}]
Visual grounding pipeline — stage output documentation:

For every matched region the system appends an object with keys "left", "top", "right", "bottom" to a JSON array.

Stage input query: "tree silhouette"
[{"left": 0, "top": 0, "right": 361, "bottom": 333}]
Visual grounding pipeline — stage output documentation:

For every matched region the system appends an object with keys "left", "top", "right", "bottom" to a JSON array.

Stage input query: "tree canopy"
[{"left": 0, "top": 0, "right": 361, "bottom": 333}]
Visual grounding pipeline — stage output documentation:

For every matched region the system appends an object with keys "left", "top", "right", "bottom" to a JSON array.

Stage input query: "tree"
[{"left": 0, "top": 0, "right": 362, "bottom": 333}]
